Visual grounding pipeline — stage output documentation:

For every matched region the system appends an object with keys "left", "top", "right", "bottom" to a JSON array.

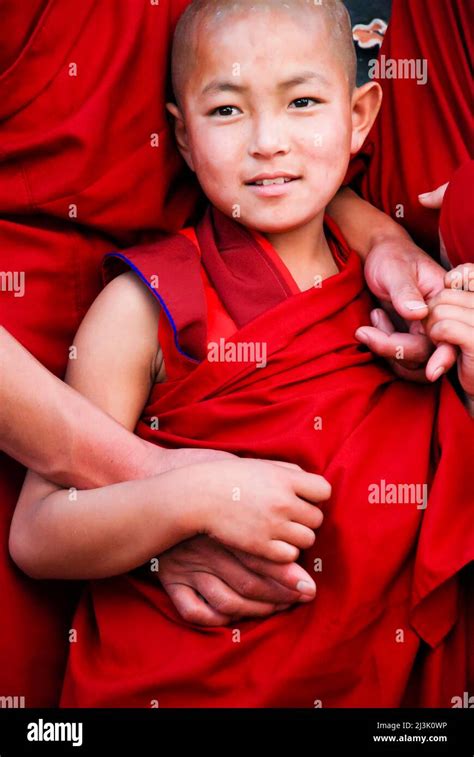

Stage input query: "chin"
[{"left": 245, "top": 209, "right": 322, "bottom": 234}]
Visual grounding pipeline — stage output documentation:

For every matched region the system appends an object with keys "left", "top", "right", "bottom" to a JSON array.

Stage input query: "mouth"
[
  {"left": 244, "top": 175, "right": 300, "bottom": 197},
  {"left": 245, "top": 174, "right": 300, "bottom": 186}
]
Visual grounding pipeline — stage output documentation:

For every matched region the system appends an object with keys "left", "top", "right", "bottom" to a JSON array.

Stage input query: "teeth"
[{"left": 254, "top": 177, "right": 292, "bottom": 185}]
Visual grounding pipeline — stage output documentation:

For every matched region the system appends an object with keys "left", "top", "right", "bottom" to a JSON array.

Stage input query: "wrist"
[
  {"left": 145, "top": 465, "right": 205, "bottom": 547},
  {"left": 368, "top": 225, "right": 412, "bottom": 254},
  {"left": 161, "top": 462, "right": 214, "bottom": 540}
]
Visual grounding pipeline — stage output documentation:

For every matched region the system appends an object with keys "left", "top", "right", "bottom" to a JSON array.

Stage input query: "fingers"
[
  {"left": 229, "top": 548, "right": 316, "bottom": 598},
  {"left": 291, "top": 472, "right": 331, "bottom": 504},
  {"left": 190, "top": 548, "right": 301, "bottom": 604},
  {"left": 427, "top": 304, "right": 474, "bottom": 332},
  {"left": 356, "top": 325, "right": 432, "bottom": 364},
  {"left": 445, "top": 264, "right": 474, "bottom": 292},
  {"left": 425, "top": 343, "right": 458, "bottom": 382},
  {"left": 192, "top": 572, "right": 288, "bottom": 619},
  {"left": 429, "top": 320, "right": 474, "bottom": 352},
  {"left": 427, "top": 289, "right": 474, "bottom": 310},
  {"left": 264, "top": 540, "right": 300, "bottom": 563},
  {"left": 364, "top": 238, "right": 446, "bottom": 322},
  {"left": 386, "top": 360, "right": 430, "bottom": 383},
  {"left": 425, "top": 290, "right": 474, "bottom": 379},
  {"left": 387, "top": 284, "right": 429, "bottom": 322},
  {"left": 277, "top": 522, "right": 316, "bottom": 551},
  {"left": 418, "top": 182, "right": 449, "bottom": 210},
  {"left": 165, "top": 583, "right": 231, "bottom": 627},
  {"left": 371, "top": 308, "right": 395, "bottom": 335},
  {"left": 291, "top": 499, "right": 324, "bottom": 531}
]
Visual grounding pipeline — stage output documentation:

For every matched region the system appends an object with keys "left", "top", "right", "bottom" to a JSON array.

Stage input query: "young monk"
[
  {"left": 0, "top": 0, "right": 464, "bottom": 707},
  {"left": 9, "top": 0, "right": 473, "bottom": 707},
  {"left": 1, "top": 0, "right": 454, "bottom": 707}
]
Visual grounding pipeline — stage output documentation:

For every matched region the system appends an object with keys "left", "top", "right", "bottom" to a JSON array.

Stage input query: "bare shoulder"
[
  {"left": 99, "top": 270, "right": 160, "bottom": 320},
  {"left": 66, "top": 270, "right": 164, "bottom": 423},
  {"left": 85, "top": 270, "right": 161, "bottom": 353},
  {"left": 106, "top": 271, "right": 166, "bottom": 382}
]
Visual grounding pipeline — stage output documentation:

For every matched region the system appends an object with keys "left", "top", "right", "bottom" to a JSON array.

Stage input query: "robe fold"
[{"left": 61, "top": 205, "right": 473, "bottom": 708}]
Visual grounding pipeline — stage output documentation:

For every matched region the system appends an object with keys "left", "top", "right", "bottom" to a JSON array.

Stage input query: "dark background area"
[{"left": 345, "top": 0, "right": 393, "bottom": 84}]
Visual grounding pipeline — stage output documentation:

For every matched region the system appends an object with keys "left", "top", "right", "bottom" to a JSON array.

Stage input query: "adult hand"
[
  {"left": 156, "top": 534, "right": 317, "bottom": 626},
  {"left": 357, "top": 235, "right": 457, "bottom": 382},
  {"left": 418, "top": 182, "right": 449, "bottom": 210}
]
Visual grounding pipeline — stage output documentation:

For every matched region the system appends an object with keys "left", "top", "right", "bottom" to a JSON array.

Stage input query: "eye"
[
  {"left": 289, "top": 97, "right": 320, "bottom": 109},
  {"left": 210, "top": 105, "right": 241, "bottom": 117}
]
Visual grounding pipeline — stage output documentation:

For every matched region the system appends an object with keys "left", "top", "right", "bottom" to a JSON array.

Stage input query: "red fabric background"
[{"left": 347, "top": 0, "right": 473, "bottom": 259}]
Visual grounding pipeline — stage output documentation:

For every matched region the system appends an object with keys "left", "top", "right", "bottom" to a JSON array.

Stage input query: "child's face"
[{"left": 169, "top": 8, "right": 367, "bottom": 234}]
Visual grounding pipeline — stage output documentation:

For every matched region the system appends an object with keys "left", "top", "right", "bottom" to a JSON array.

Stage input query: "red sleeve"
[{"left": 439, "top": 160, "right": 474, "bottom": 267}]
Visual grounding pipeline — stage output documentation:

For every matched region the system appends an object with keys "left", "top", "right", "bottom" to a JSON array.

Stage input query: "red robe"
[
  {"left": 439, "top": 161, "right": 474, "bottom": 268},
  {"left": 1, "top": 0, "right": 471, "bottom": 706},
  {"left": 0, "top": 0, "right": 194, "bottom": 706},
  {"left": 60, "top": 206, "right": 473, "bottom": 708},
  {"left": 348, "top": 0, "right": 473, "bottom": 260}
]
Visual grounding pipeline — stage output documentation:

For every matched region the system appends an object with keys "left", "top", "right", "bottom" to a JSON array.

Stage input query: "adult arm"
[
  {"left": 328, "top": 187, "right": 457, "bottom": 380},
  {"left": 0, "top": 324, "right": 223, "bottom": 487}
]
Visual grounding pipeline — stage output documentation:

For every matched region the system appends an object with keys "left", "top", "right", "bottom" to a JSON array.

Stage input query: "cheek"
[
  {"left": 192, "top": 128, "right": 241, "bottom": 191},
  {"left": 301, "top": 116, "right": 352, "bottom": 185}
]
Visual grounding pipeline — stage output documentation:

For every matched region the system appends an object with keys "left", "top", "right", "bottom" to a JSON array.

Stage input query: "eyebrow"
[{"left": 200, "top": 70, "right": 331, "bottom": 96}]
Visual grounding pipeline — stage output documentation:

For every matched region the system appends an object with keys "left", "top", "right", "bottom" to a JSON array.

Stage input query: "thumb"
[
  {"left": 386, "top": 275, "right": 428, "bottom": 321},
  {"left": 418, "top": 182, "right": 449, "bottom": 210}
]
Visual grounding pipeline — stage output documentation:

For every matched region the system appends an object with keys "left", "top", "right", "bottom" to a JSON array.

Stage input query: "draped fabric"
[
  {"left": 0, "top": 0, "right": 194, "bottom": 706},
  {"left": 61, "top": 206, "right": 473, "bottom": 708},
  {"left": 439, "top": 161, "right": 474, "bottom": 268}
]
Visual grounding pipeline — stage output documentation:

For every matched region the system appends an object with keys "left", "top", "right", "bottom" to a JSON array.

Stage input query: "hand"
[
  {"left": 425, "top": 264, "right": 474, "bottom": 412},
  {"left": 183, "top": 459, "right": 329, "bottom": 563},
  {"left": 358, "top": 235, "right": 458, "bottom": 382},
  {"left": 418, "top": 182, "right": 449, "bottom": 210},
  {"left": 159, "top": 446, "right": 236, "bottom": 471},
  {"left": 156, "top": 535, "right": 318, "bottom": 626}
]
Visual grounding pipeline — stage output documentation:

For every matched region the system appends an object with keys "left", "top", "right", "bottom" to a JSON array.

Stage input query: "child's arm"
[
  {"left": 9, "top": 272, "right": 328, "bottom": 579},
  {"left": 425, "top": 264, "right": 474, "bottom": 416}
]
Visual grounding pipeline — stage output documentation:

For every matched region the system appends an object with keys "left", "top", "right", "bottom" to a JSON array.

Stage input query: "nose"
[{"left": 248, "top": 112, "right": 290, "bottom": 159}]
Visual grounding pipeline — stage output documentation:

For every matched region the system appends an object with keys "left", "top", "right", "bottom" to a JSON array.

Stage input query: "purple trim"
[{"left": 103, "top": 252, "right": 200, "bottom": 364}]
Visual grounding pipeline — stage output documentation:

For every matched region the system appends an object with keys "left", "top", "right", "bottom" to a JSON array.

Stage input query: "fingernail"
[
  {"left": 356, "top": 328, "right": 370, "bottom": 341},
  {"left": 371, "top": 310, "right": 380, "bottom": 327},
  {"left": 296, "top": 580, "right": 315, "bottom": 595},
  {"left": 431, "top": 366, "right": 444, "bottom": 381},
  {"left": 405, "top": 301, "right": 427, "bottom": 311},
  {"left": 418, "top": 193, "right": 429, "bottom": 199}
]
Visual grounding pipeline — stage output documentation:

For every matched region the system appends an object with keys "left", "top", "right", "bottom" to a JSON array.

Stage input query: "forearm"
[
  {"left": 10, "top": 469, "right": 202, "bottom": 580},
  {"left": 327, "top": 187, "right": 411, "bottom": 259},
  {"left": 0, "top": 327, "right": 184, "bottom": 487}
]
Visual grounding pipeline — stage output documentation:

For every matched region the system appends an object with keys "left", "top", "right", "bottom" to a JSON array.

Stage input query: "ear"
[
  {"left": 165, "top": 102, "right": 195, "bottom": 172},
  {"left": 350, "top": 81, "right": 382, "bottom": 154}
]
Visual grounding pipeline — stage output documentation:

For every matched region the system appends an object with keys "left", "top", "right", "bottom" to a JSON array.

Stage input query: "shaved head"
[{"left": 171, "top": 0, "right": 357, "bottom": 109}]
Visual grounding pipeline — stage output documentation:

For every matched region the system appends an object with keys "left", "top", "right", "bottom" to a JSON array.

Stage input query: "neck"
[{"left": 262, "top": 211, "right": 338, "bottom": 291}]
